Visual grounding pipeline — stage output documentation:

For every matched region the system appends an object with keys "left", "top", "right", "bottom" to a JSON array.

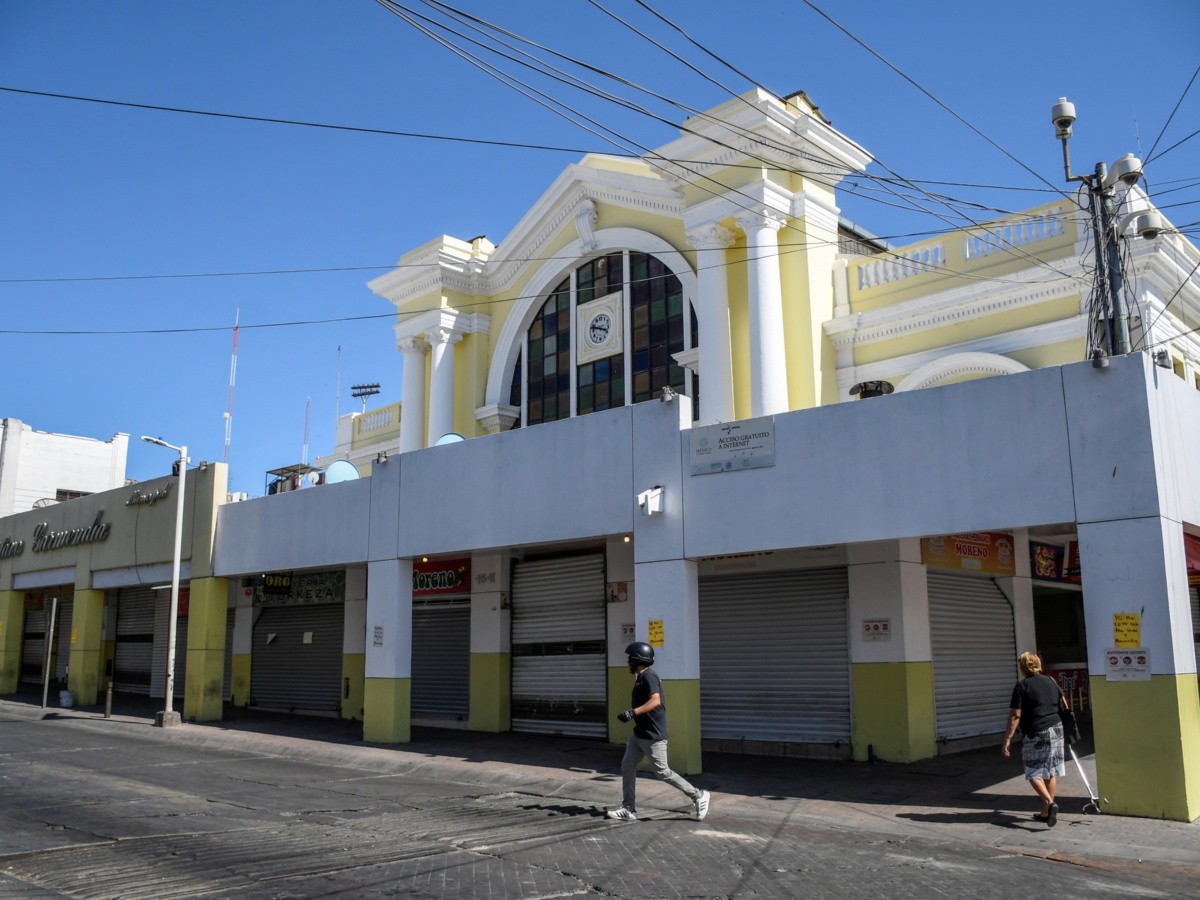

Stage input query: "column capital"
[
  {"left": 475, "top": 403, "right": 519, "bottom": 433},
  {"left": 685, "top": 223, "right": 736, "bottom": 251},
  {"left": 396, "top": 335, "right": 429, "bottom": 354},
  {"left": 424, "top": 326, "right": 465, "bottom": 346},
  {"left": 735, "top": 208, "right": 788, "bottom": 234}
]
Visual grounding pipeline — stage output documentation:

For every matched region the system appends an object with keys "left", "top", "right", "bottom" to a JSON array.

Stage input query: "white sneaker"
[
  {"left": 606, "top": 806, "right": 637, "bottom": 821},
  {"left": 694, "top": 790, "right": 710, "bottom": 821}
]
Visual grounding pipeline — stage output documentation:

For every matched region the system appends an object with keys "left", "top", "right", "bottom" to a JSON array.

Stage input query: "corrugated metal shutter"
[
  {"left": 150, "top": 591, "right": 188, "bottom": 700},
  {"left": 511, "top": 554, "right": 606, "bottom": 737},
  {"left": 699, "top": 568, "right": 851, "bottom": 743},
  {"left": 223, "top": 612, "right": 235, "bottom": 703},
  {"left": 929, "top": 572, "right": 1016, "bottom": 740},
  {"left": 412, "top": 598, "right": 470, "bottom": 720},
  {"left": 55, "top": 600, "right": 73, "bottom": 683},
  {"left": 251, "top": 603, "right": 344, "bottom": 713},
  {"left": 1190, "top": 586, "right": 1199, "bottom": 680},
  {"left": 114, "top": 587, "right": 156, "bottom": 694},
  {"left": 21, "top": 606, "right": 45, "bottom": 684}
]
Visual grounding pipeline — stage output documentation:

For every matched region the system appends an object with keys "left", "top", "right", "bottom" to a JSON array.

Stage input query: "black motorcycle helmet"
[{"left": 625, "top": 641, "right": 655, "bottom": 666}]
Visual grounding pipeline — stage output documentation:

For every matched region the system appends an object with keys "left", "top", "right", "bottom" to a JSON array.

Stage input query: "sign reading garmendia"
[{"left": 31, "top": 512, "right": 112, "bottom": 553}]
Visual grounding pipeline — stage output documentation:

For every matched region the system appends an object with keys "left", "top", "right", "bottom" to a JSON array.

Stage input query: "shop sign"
[
  {"left": 862, "top": 618, "right": 891, "bottom": 641},
  {"left": 253, "top": 570, "right": 345, "bottom": 607},
  {"left": 413, "top": 557, "right": 470, "bottom": 596},
  {"left": 921, "top": 531, "right": 1015, "bottom": 576},
  {"left": 32, "top": 512, "right": 112, "bottom": 553},
  {"left": 0, "top": 537, "right": 23, "bottom": 559},
  {"left": 690, "top": 416, "right": 775, "bottom": 475},
  {"left": 1030, "top": 541, "right": 1082, "bottom": 584},
  {"left": 125, "top": 483, "right": 173, "bottom": 507},
  {"left": 1105, "top": 648, "right": 1150, "bottom": 681}
]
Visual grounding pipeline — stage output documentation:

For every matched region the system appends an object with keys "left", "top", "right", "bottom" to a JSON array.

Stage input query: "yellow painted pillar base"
[
  {"left": 364, "top": 676, "right": 411, "bottom": 743},
  {"left": 1091, "top": 674, "right": 1200, "bottom": 821},
  {"left": 342, "top": 653, "right": 364, "bottom": 721},
  {"left": 851, "top": 661, "right": 937, "bottom": 763},
  {"left": 67, "top": 589, "right": 105, "bottom": 706},
  {"left": 0, "top": 591, "right": 25, "bottom": 694},
  {"left": 230, "top": 654, "right": 251, "bottom": 707},
  {"left": 468, "top": 652, "right": 511, "bottom": 732},
  {"left": 608, "top": 668, "right": 702, "bottom": 775},
  {"left": 182, "top": 578, "right": 228, "bottom": 722}
]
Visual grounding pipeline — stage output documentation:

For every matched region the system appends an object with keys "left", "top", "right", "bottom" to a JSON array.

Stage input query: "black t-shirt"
[
  {"left": 1010, "top": 673, "right": 1061, "bottom": 736},
  {"left": 632, "top": 667, "right": 669, "bottom": 741}
]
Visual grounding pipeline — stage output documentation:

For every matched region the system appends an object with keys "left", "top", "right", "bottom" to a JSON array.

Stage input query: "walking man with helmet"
[{"left": 607, "top": 641, "right": 710, "bottom": 822}]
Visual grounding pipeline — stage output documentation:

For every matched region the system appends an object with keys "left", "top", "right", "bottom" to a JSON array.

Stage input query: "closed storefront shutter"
[
  {"left": 21, "top": 606, "right": 46, "bottom": 684},
  {"left": 251, "top": 603, "right": 344, "bottom": 713},
  {"left": 54, "top": 600, "right": 73, "bottom": 683},
  {"left": 929, "top": 572, "right": 1016, "bottom": 740},
  {"left": 412, "top": 598, "right": 471, "bottom": 721},
  {"left": 511, "top": 554, "right": 606, "bottom": 738},
  {"left": 223, "top": 612, "right": 235, "bottom": 703},
  {"left": 114, "top": 587, "right": 157, "bottom": 694},
  {"left": 699, "top": 568, "right": 851, "bottom": 744},
  {"left": 1190, "top": 587, "right": 1200, "bottom": 681},
  {"left": 151, "top": 591, "right": 188, "bottom": 700}
]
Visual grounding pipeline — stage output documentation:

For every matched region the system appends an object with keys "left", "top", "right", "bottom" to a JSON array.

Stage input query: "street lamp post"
[{"left": 141, "top": 435, "right": 188, "bottom": 728}]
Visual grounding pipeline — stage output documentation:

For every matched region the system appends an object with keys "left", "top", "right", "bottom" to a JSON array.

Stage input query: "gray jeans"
[{"left": 620, "top": 733, "right": 700, "bottom": 812}]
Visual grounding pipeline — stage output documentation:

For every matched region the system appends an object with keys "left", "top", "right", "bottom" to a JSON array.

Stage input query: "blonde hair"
[{"left": 1018, "top": 651, "right": 1043, "bottom": 677}]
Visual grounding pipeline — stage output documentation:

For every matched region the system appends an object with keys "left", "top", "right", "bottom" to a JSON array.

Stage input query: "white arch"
[
  {"left": 484, "top": 227, "right": 698, "bottom": 407},
  {"left": 894, "top": 352, "right": 1030, "bottom": 392}
]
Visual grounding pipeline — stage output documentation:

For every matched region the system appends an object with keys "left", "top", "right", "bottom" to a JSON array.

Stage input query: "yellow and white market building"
[{"left": 2, "top": 90, "right": 1198, "bottom": 821}]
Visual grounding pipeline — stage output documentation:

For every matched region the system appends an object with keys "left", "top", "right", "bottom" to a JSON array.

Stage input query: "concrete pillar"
[
  {"left": 397, "top": 336, "right": 428, "bottom": 453},
  {"left": 735, "top": 209, "right": 789, "bottom": 416},
  {"left": 230, "top": 584, "right": 253, "bottom": 707},
  {"left": 847, "top": 540, "right": 937, "bottom": 763},
  {"left": 469, "top": 550, "right": 511, "bottom": 732},
  {"left": 685, "top": 224, "right": 736, "bottom": 425},
  {"left": 182, "top": 577, "right": 228, "bottom": 722},
  {"left": 1078, "top": 516, "right": 1200, "bottom": 821},
  {"left": 342, "top": 567, "right": 367, "bottom": 721},
  {"left": 363, "top": 557, "right": 413, "bottom": 743},
  {"left": 0, "top": 590, "right": 25, "bottom": 694},
  {"left": 425, "top": 327, "right": 463, "bottom": 447},
  {"left": 66, "top": 589, "right": 105, "bottom": 706}
]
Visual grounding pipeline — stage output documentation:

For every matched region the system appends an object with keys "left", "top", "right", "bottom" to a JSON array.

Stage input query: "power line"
[{"left": 1145, "top": 63, "right": 1200, "bottom": 163}]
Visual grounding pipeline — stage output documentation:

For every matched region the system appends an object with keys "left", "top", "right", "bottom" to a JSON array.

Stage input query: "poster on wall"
[
  {"left": 921, "top": 531, "right": 1015, "bottom": 576},
  {"left": 1029, "top": 540, "right": 1082, "bottom": 584}
]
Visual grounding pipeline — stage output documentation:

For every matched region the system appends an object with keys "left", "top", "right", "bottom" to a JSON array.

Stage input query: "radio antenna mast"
[
  {"left": 302, "top": 397, "right": 311, "bottom": 465},
  {"left": 223, "top": 310, "right": 240, "bottom": 465}
]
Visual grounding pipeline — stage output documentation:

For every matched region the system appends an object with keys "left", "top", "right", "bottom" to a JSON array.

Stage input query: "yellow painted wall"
[
  {"left": 850, "top": 662, "right": 937, "bottom": 763},
  {"left": 1090, "top": 674, "right": 1200, "bottom": 821},
  {"left": 607, "top": 668, "right": 702, "bottom": 775},
  {"left": 363, "top": 676, "right": 411, "bottom": 743},
  {"left": 469, "top": 652, "right": 511, "bottom": 732},
  {"left": 0, "top": 591, "right": 25, "bottom": 693},
  {"left": 183, "top": 577, "right": 228, "bottom": 722},
  {"left": 230, "top": 654, "right": 251, "bottom": 707},
  {"left": 342, "top": 652, "right": 364, "bottom": 721},
  {"left": 67, "top": 589, "right": 105, "bottom": 705}
]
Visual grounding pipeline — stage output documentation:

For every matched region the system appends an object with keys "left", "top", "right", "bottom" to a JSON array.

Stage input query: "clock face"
[{"left": 588, "top": 312, "right": 612, "bottom": 346}]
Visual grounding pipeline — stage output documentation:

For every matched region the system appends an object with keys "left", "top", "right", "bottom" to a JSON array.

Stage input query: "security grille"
[
  {"left": 251, "top": 603, "right": 344, "bottom": 713},
  {"left": 412, "top": 598, "right": 471, "bottom": 720},
  {"left": 929, "top": 572, "right": 1016, "bottom": 740},
  {"left": 699, "top": 568, "right": 851, "bottom": 744},
  {"left": 511, "top": 554, "right": 606, "bottom": 737},
  {"left": 114, "top": 586, "right": 156, "bottom": 694},
  {"left": 21, "top": 606, "right": 45, "bottom": 684},
  {"left": 151, "top": 591, "right": 188, "bottom": 700}
]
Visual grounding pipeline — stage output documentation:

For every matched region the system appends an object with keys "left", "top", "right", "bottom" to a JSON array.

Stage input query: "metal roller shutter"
[
  {"left": 151, "top": 592, "right": 188, "bottom": 700},
  {"left": 1191, "top": 587, "right": 1200, "bottom": 680},
  {"left": 699, "top": 568, "right": 851, "bottom": 744},
  {"left": 21, "top": 606, "right": 45, "bottom": 684},
  {"left": 251, "top": 603, "right": 344, "bottom": 713},
  {"left": 223, "top": 612, "right": 235, "bottom": 703},
  {"left": 114, "top": 587, "right": 156, "bottom": 694},
  {"left": 55, "top": 600, "right": 73, "bottom": 684},
  {"left": 412, "top": 598, "right": 471, "bottom": 721},
  {"left": 511, "top": 554, "right": 606, "bottom": 737},
  {"left": 929, "top": 572, "right": 1016, "bottom": 740}
]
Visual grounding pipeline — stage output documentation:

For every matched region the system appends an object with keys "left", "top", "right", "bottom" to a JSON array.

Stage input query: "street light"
[{"left": 141, "top": 435, "right": 188, "bottom": 728}]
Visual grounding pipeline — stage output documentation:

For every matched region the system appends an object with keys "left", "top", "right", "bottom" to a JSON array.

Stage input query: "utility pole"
[{"left": 1051, "top": 99, "right": 1161, "bottom": 361}]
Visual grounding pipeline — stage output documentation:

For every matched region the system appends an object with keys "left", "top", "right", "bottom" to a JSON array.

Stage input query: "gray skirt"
[{"left": 1021, "top": 722, "right": 1066, "bottom": 780}]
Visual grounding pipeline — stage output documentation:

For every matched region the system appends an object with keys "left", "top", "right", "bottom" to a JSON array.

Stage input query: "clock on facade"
[{"left": 587, "top": 312, "right": 612, "bottom": 346}]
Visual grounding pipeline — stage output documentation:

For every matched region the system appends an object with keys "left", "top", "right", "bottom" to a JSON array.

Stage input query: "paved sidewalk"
[{"left": 3, "top": 691, "right": 1196, "bottom": 878}]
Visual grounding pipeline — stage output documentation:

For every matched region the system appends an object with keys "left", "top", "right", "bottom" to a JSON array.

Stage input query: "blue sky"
[{"left": 2, "top": 1, "right": 1197, "bottom": 495}]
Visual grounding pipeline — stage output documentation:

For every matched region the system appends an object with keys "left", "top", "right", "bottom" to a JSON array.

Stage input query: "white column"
[
  {"left": 685, "top": 224, "right": 736, "bottom": 425},
  {"left": 735, "top": 209, "right": 789, "bottom": 417},
  {"left": 365, "top": 558, "right": 413, "bottom": 680},
  {"left": 425, "top": 327, "right": 462, "bottom": 446},
  {"left": 397, "top": 336, "right": 427, "bottom": 453}
]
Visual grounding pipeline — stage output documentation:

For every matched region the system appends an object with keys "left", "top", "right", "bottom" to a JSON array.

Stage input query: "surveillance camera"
[
  {"left": 1134, "top": 212, "right": 1162, "bottom": 240},
  {"left": 1109, "top": 153, "right": 1144, "bottom": 187},
  {"left": 1051, "top": 97, "right": 1076, "bottom": 136}
]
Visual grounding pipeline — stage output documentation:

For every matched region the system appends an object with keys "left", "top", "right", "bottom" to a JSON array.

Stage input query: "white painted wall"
[{"left": 0, "top": 419, "right": 129, "bottom": 516}]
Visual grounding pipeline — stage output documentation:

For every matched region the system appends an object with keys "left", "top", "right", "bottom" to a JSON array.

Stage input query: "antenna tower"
[
  {"left": 223, "top": 310, "right": 240, "bottom": 464},
  {"left": 302, "top": 397, "right": 311, "bottom": 465}
]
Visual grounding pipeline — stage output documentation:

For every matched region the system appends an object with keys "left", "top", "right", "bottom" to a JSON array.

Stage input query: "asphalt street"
[{"left": 1, "top": 698, "right": 1197, "bottom": 898}]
